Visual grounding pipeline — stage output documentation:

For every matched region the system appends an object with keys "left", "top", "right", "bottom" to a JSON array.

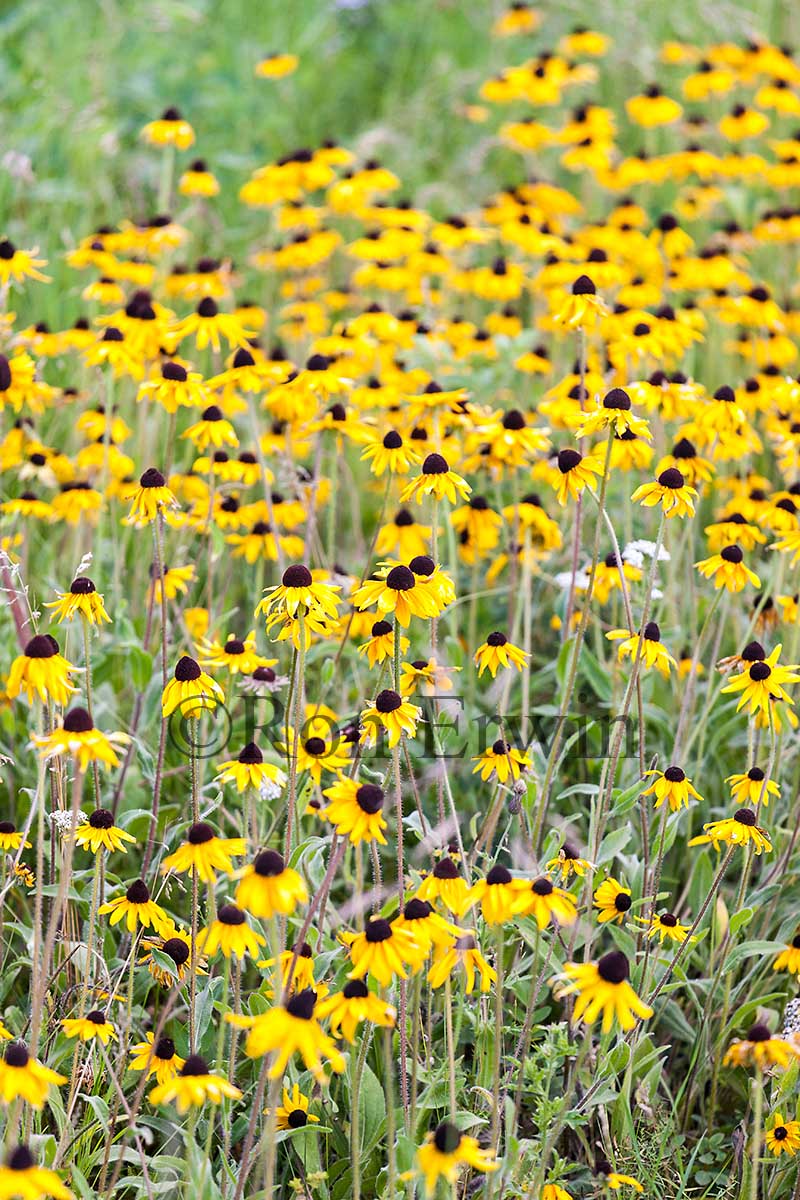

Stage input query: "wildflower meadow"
[{"left": 4, "top": 1, "right": 800, "bottom": 1197}]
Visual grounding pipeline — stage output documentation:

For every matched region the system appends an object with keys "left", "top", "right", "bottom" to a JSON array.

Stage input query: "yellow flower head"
[
  {"left": 723, "top": 1023, "right": 799, "bottom": 1069},
  {"left": 360, "top": 689, "right": 421, "bottom": 748},
  {"left": 234, "top": 848, "right": 308, "bottom": 918},
  {"left": 33, "top": 707, "right": 130, "bottom": 772},
  {"left": 766, "top": 1111, "right": 800, "bottom": 1156},
  {"left": 554, "top": 950, "right": 653, "bottom": 1033},
  {"left": 140, "top": 107, "right": 195, "bottom": 149},
  {"left": 695, "top": 545, "right": 760, "bottom": 592},
  {"left": 61, "top": 1011, "right": 116, "bottom": 1044},
  {"left": 0, "top": 1042, "right": 66, "bottom": 1108},
  {"left": 631, "top": 467, "right": 697, "bottom": 518},
  {"left": 554, "top": 447, "right": 604, "bottom": 505},
  {"left": 126, "top": 467, "right": 178, "bottom": 526},
  {"left": 149, "top": 1054, "right": 241, "bottom": 1113},
  {"left": 45, "top": 576, "right": 111, "bottom": 624},
  {"left": 232, "top": 988, "right": 345, "bottom": 1079},
  {"left": 6, "top": 634, "right": 78, "bottom": 707},
  {"left": 315, "top": 980, "right": 397, "bottom": 1043},
  {"left": 415, "top": 1122, "right": 498, "bottom": 1196},
  {"left": 162, "top": 822, "right": 246, "bottom": 883},
  {"left": 642, "top": 766, "right": 703, "bottom": 811},
  {"left": 161, "top": 655, "right": 224, "bottom": 718},
  {"left": 129, "top": 1033, "right": 185, "bottom": 1085},
  {"left": 399, "top": 452, "right": 471, "bottom": 505},
  {"left": 199, "top": 903, "right": 266, "bottom": 960},
  {"left": 689, "top": 808, "right": 772, "bottom": 855},
  {"left": 74, "top": 808, "right": 136, "bottom": 855},
  {"left": 321, "top": 776, "right": 388, "bottom": 845},
  {"left": 0, "top": 1144, "right": 72, "bottom": 1199}
]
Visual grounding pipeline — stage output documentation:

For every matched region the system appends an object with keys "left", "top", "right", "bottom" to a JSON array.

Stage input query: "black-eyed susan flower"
[
  {"left": 765, "top": 1112, "right": 800, "bottom": 1156},
  {"left": 545, "top": 844, "right": 594, "bottom": 882},
  {"left": 631, "top": 467, "right": 697, "bottom": 518},
  {"left": 256, "top": 51, "right": 299, "bottom": 79},
  {"left": 125, "top": 467, "right": 178, "bottom": 525},
  {"left": 98, "top": 878, "right": 170, "bottom": 934},
  {"left": 233, "top": 989, "right": 345, "bottom": 1079},
  {"left": 392, "top": 898, "right": 462, "bottom": 952},
  {"left": 595, "top": 1160, "right": 645, "bottom": 1193},
  {"left": 361, "top": 429, "right": 421, "bottom": 477},
  {"left": 170, "top": 298, "right": 253, "bottom": 354},
  {"left": 344, "top": 917, "right": 422, "bottom": 987},
  {"left": 726, "top": 766, "right": 780, "bottom": 807},
  {"left": 6, "top": 635, "right": 78, "bottom": 706},
  {"left": 162, "top": 822, "right": 246, "bottom": 883},
  {"left": 626, "top": 84, "right": 682, "bottom": 126},
  {"left": 359, "top": 689, "right": 420, "bottom": 748},
  {"left": 415, "top": 1122, "right": 498, "bottom": 1196},
  {"left": 45, "top": 576, "right": 110, "bottom": 624},
  {"left": 376, "top": 509, "right": 431, "bottom": 561},
  {"left": 138, "top": 362, "right": 208, "bottom": 413},
  {"left": 259, "top": 942, "right": 317, "bottom": 994},
  {"left": 474, "top": 631, "right": 528, "bottom": 677},
  {"left": 140, "top": 107, "right": 195, "bottom": 149},
  {"left": 0, "top": 822, "right": 30, "bottom": 853},
  {"left": 0, "top": 239, "right": 49, "bottom": 286},
  {"left": 575, "top": 388, "right": 651, "bottom": 441},
  {"left": 199, "top": 903, "right": 266, "bottom": 960},
  {"left": 695, "top": 545, "right": 760, "bottom": 592},
  {"left": 635, "top": 911, "right": 694, "bottom": 945},
  {"left": 472, "top": 739, "right": 531, "bottom": 784},
  {"left": 607, "top": 622, "right": 676, "bottom": 677},
  {"left": 149, "top": 1054, "right": 241, "bottom": 1113},
  {"left": 514, "top": 876, "right": 578, "bottom": 928},
  {"left": 723, "top": 1023, "right": 799, "bottom": 1069},
  {"left": 262, "top": 1084, "right": 322, "bottom": 1138},
  {"left": 215, "top": 743, "right": 285, "bottom": 795},
  {"left": 74, "top": 808, "right": 136, "bottom": 855},
  {"left": 282, "top": 723, "right": 351, "bottom": 783},
  {"left": 129, "top": 1033, "right": 185, "bottom": 1085},
  {"left": 139, "top": 928, "right": 205, "bottom": 986},
  {"left": 61, "top": 1011, "right": 116, "bottom": 1045},
  {"left": 554, "top": 950, "right": 652, "bottom": 1033},
  {"left": 0, "top": 1144, "right": 72, "bottom": 1200},
  {"left": 554, "top": 447, "right": 604, "bottom": 505},
  {"left": 428, "top": 934, "right": 496, "bottom": 994},
  {"left": 198, "top": 631, "right": 274, "bottom": 676},
  {"left": 315, "top": 980, "right": 396, "bottom": 1043},
  {"left": 161, "top": 655, "right": 224, "bottom": 719},
  {"left": 0, "top": 1042, "right": 66, "bottom": 1107},
  {"left": 721, "top": 645, "right": 800, "bottom": 716},
  {"left": 416, "top": 858, "right": 472, "bottom": 916},
  {"left": 257, "top": 563, "right": 340, "bottom": 623},
  {"left": 466, "top": 864, "right": 530, "bottom": 925},
  {"left": 353, "top": 564, "right": 440, "bottom": 627},
  {"left": 320, "top": 777, "right": 387, "bottom": 845},
  {"left": 642, "top": 766, "right": 703, "bottom": 811},
  {"left": 594, "top": 877, "right": 633, "bottom": 924},
  {"left": 234, "top": 848, "right": 308, "bottom": 917},
  {"left": 399, "top": 452, "right": 471, "bottom": 505},
  {"left": 689, "top": 808, "right": 772, "bottom": 855},
  {"left": 773, "top": 924, "right": 800, "bottom": 974},
  {"left": 179, "top": 158, "right": 220, "bottom": 197},
  {"left": 33, "top": 707, "right": 129, "bottom": 772},
  {"left": 553, "top": 275, "right": 608, "bottom": 330},
  {"left": 358, "top": 619, "right": 409, "bottom": 668}
]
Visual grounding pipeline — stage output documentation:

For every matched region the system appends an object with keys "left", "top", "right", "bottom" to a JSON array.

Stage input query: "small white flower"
[
  {"left": 555, "top": 569, "right": 591, "bottom": 592},
  {"left": 49, "top": 809, "right": 88, "bottom": 835},
  {"left": 624, "top": 539, "right": 671, "bottom": 565}
]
